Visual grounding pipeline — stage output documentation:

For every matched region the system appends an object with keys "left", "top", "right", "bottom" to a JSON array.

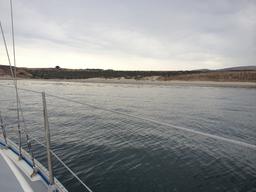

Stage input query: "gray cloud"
[{"left": 0, "top": 0, "right": 255, "bottom": 70}]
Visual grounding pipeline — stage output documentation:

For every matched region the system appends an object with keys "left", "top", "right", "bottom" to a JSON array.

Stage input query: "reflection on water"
[{"left": 0, "top": 80, "right": 256, "bottom": 192}]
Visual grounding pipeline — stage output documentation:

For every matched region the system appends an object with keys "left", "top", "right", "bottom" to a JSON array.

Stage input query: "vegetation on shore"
[{"left": 0, "top": 65, "right": 256, "bottom": 82}]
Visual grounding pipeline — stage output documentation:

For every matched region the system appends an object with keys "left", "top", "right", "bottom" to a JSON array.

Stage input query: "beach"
[{"left": 1, "top": 76, "right": 256, "bottom": 88}]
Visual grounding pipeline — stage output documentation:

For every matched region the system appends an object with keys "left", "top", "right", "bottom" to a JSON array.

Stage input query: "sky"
[{"left": 0, "top": 0, "right": 255, "bottom": 70}]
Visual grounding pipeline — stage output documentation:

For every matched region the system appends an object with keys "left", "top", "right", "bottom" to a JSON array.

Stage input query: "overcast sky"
[{"left": 0, "top": 0, "right": 255, "bottom": 70}]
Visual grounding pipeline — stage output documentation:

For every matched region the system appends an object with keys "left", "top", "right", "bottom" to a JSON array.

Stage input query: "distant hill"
[
  {"left": 0, "top": 64, "right": 256, "bottom": 82},
  {"left": 219, "top": 66, "right": 256, "bottom": 71},
  {"left": 0, "top": 64, "right": 32, "bottom": 78}
]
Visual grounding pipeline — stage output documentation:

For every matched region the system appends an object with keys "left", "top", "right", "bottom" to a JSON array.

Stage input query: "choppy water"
[{"left": 0, "top": 80, "right": 256, "bottom": 192}]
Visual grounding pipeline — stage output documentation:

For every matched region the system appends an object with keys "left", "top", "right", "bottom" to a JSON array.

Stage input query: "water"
[{"left": 0, "top": 80, "right": 256, "bottom": 192}]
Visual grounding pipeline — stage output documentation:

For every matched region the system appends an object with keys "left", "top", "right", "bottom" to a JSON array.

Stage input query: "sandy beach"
[
  {"left": 69, "top": 78, "right": 256, "bottom": 88},
  {"left": 1, "top": 77, "right": 255, "bottom": 88}
]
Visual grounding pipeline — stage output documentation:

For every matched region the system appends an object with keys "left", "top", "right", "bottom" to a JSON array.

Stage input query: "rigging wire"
[
  {"left": 0, "top": 20, "right": 22, "bottom": 157},
  {"left": 0, "top": 2, "right": 254, "bottom": 191},
  {"left": 0, "top": 83, "right": 255, "bottom": 151},
  {"left": 0, "top": 87, "right": 94, "bottom": 192},
  {"left": 26, "top": 133, "right": 94, "bottom": 192},
  {"left": 9, "top": 0, "right": 23, "bottom": 159},
  {"left": 0, "top": 21, "right": 15, "bottom": 79},
  {"left": 0, "top": 84, "right": 94, "bottom": 191},
  {"left": 1, "top": 0, "right": 38, "bottom": 175},
  {"left": 40, "top": 93, "right": 256, "bottom": 150},
  {"left": 0, "top": 24, "right": 36, "bottom": 174},
  {"left": 0, "top": 1, "right": 91, "bottom": 191},
  {"left": 10, "top": 0, "right": 17, "bottom": 78},
  {"left": 0, "top": 17, "right": 94, "bottom": 191},
  {"left": 17, "top": 104, "right": 94, "bottom": 192}
]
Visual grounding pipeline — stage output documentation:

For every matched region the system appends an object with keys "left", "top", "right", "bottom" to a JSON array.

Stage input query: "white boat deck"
[
  {"left": 0, "top": 144, "right": 49, "bottom": 192},
  {"left": 0, "top": 150, "right": 24, "bottom": 191}
]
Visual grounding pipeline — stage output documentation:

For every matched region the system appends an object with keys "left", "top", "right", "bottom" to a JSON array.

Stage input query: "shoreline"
[
  {"left": 1, "top": 77, "right": 256, "bottom": 88},
  {"left": 66, "top": 78, "right": 256, "bottom": 88}
]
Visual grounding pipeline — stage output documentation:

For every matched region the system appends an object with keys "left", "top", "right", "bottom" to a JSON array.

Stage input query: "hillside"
[
  {"left": 0, "top": 65, "right": 256, "bottom": 82},
  {"left": 219, "top": 66, "right": 256, "bottom": 71}
]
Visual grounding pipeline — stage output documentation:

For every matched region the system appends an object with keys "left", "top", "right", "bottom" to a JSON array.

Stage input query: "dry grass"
[
  {"left": 1, "top": 64, "right": 256, "bottom": 82},
  {"left": 158, "top": 71, "right": 256, "bottom": 82}
]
